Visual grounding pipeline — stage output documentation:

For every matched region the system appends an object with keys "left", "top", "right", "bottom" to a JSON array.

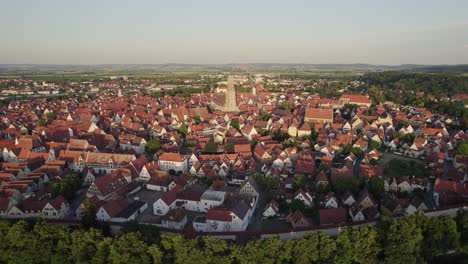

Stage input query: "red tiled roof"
[
  {"left": 319, "top": 208, "right": 347, "bottom": 225},
  {"left": 159, "top": 152, "right": 185, "bottom": 162},
  {"left": 161, "top": 185, "right": 183, "bottom": 205},
  {"left": 435, "top": 179, "right": 468, "bottom": 197},
  {"left": 101, "top": 198, "right": 129, "bottom": 218},
  {"left": 207, "top": 209, "right": 232, "bottom": 222},
  {"left": 305, "top": 108, "right": 333, "bottom": 121}
]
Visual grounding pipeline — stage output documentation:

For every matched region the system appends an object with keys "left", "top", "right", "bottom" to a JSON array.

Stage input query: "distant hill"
[{"left": 406, "top": 65, "right": 468, "bottom": 73}]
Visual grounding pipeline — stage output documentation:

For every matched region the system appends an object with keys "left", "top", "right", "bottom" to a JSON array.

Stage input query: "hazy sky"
[{"left": 1, "top": 0, "right": 468, "bottom": 65}]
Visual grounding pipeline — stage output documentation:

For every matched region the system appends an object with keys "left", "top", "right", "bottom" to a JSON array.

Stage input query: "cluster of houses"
[{"left": 0, "top": 76, "right": 467, "bottom": 233}]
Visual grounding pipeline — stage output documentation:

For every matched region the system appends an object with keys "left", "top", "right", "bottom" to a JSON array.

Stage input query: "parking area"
[{"left": 128, "top": 189, "right": 165, "bottom": 223}]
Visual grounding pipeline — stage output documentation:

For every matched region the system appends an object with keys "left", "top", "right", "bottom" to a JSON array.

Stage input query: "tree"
[
  {"left": 250, "top": 139, "right": 258, "bottom": 151},
  {"left": 230, "top": 119, "right": 240, "bottom": 130},
  {"left": 370, "top": 140, "right": 381, "bottom": 150},
  {"left": 193, "top": 116, "right": 202, "bottom": 124},
  {"left": 161, "top": 234, "right": 204, "bottom": 264},
  {"left": 368, "top": 176, "right": 385, "bottom": 200},
  {"left": 261, "top": 112, "right": 271, "bottom": 121},
  {"left": 378, "top": 216, "right": 424, "bottom": 264},
  {"left": 145, "top": 139, "right": 161, "bottom": 156},
  {"left": 456, "top": 209, "right": 468, "bottom": 254},
  {"left": 108, "top": 233, "right": 153, "bottom": 264},
  {"left": 316, "top": 231, "right": 337, "bottom": 261},
  {"left": 290, "top": 199, "right": 306, "bottom": 211},
  {"left": 333, "top": 176, "right": 359, "bottom": 194},
  {"left": 200, "top": 237, "right": 232, "bottom": 263},
  {"left": 224, "top": 142, "right": 234, "bottom": 153},
  {"left": 81, "top": 198, "right": 98, "bottom": 229},
  {"left": 178, "top": 123, "right": 188, "bottom": 137},
  {"left": 52, "top": 174, "right": 83, "bottom": 200},
  {"left": 45, "top": 111, "right": 57, "bottom": 120},
  {"left": 293, "top": 175, "right": 306, "bottom": 190},
  {"left": 457, "top": 141, "right": 468, "bottom": 155},
  {"left": 254, "top": 174, "right": 280, "bottom": 189},
  {"left": 38, "top": 118, "right": 47, "bottom": 127},
  {"left": 204, "top": 142, "right": 218, "bottom": 153},
  {"left": 69, "top": 228, "right": 105, "bottom": 263},
  {"left": 121, "top": 220, "right": 161, "bottom": 245},
  {"left": 233, "top": 236, "right": 293, "bottom": 264},
  {"left": 334, "top": 226, "right": 380, "bottom": 264},
  {"left": 351, "top": 147, "right": 364, "bottom": 159},
  {"left": 420, "top": 214, "right": 460, "bottom": 260},
  {"left": 291, "top": 233, "right": 320, "bottom": 264}
]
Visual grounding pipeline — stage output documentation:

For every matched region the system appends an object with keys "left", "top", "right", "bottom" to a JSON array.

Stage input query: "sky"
[{"left": 1, "top": 0, "right": 468, "bottom": 65}]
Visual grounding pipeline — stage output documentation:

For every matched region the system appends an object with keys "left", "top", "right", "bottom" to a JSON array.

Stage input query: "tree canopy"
[
  {"left": 457, "top": 141, "right": 468, "bottom": 155},
  {"left": 145, "top": 139, "right": 161, "bottom": 156},
  {"left": 0, "top": 211, "right": 467, "bottom": 264}
]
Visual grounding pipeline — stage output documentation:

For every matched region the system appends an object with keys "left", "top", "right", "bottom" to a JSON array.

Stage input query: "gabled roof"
[
  {"left": 207, "top": 208, "right": 232, "bottom": 222},
  {"left": 319, "top": 208, "right": 347, "bottom": 225}
]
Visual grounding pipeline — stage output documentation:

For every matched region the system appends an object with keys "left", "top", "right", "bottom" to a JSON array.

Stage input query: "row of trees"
[
  {"left": 1, "top": 210, "right": 467, "bottom": 263},
  {"left": 151, "top": 86, "right": 211, "bottom": 98}
]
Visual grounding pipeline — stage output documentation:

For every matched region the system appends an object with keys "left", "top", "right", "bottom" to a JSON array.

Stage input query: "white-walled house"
[
  {"left": 293, "top": 189, "right": 314, "bottom": 207},
  {"left": 263, "top": 200, "right": 280, "bottom": 217},
  {"left": 41, "top": 196, "right": 69, "bottom": 219},
  {"left": 157, "top": 153, "right": 188, "bottom": 173}
]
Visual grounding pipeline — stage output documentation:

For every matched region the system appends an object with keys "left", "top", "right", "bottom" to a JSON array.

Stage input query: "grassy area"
[{"left": 383, "top": 158, "right": 429, "bottom": 179}]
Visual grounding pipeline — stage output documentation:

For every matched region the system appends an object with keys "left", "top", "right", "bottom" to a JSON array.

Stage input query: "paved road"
[{"left": 246, "top": 186, "right": 270, "bottom": 231}]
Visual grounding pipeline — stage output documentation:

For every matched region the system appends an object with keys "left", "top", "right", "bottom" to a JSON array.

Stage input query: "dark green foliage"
[
  {"left": 362, "top": 72, "right": 468, "bottom": 97},
  {"left": 253, "top": 173, "right": 280, "bottom": 189},
  {"left": 0, "top": 211, "right": 467, "bottom": 263},
  {"left": 178, "top": 123, "right": 188, "bottom": 137},
  {"left": 81, "top": 197, "right": 98, "bottom": 229},
  {"left": 151, "top": 86, "right": 211, "bottom": 98},
  {"left": 51, "top": 174, "right": 82, "bottom": 200},
  {"left": 145, "top": 139, "right": 161, "bottom": 156},
  {"left": 420, "top": 214, "right": 460, "bottom": 260},
  {"left": 333, "top": 176, "right": 359, "bottom": 194},
  {"left": 392, "top": 132, "right": 415, "bottom": 144},
  {"left": 224, "top": 142, "right": 234, "bottom": 153},
  {"left": 456, "top": 210, "right": 468, "bottom": 254},
  {"left": 457, "top": 141, "right": 468, "bottom": 155},
  {"left": 45, "top": 111, "right": 57, "bottom": 120},
  {"left": 38, "top": 118, "right": 47, "bottom": 127},
  {"left": 289, "top": 199, "right": 306, "bottom": 212},
  {"left": 261, "top": 111, "right": 271, "bottom": 121},
  {"left": 370, "top": 140, "right": 381, "bottom": 150},
  {"left": 234, "top": 85, "right": 252, "bottom": 93},
  {"left": 121, "top": 220, "right": 161, "bottom": 245},
  {"left": 293, "top": 175, "right": 307, "bottom": 190},
  {"left": 230, "top": 119, "right": 240, "bottom": 130},
  {"left": 361, "top": 72, "right": 468, "bottom": 128},
  {"left": 377, "top": 215, "right": 424, "bottom": 264},
  {"left": 384, "top": 159, "right": 429, "bottom": 179},
  {"left": 368, "top": 176, "right": 385, "bottom": 200},
  {"left": 334, "top": 226, "right": 380, "bottom": 264},
  {"left": 203, "top": 142, "right": 218, "bottom": 153}
]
